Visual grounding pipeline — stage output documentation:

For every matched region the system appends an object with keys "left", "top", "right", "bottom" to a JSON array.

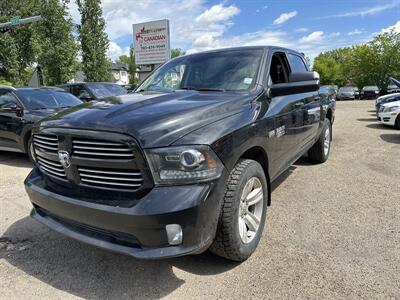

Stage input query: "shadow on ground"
[
  {"left": 0, "top": 152, "right": 32, "bottom": 168},
  {"left": 357, "top": 118, "right": 378, "bottom": 122},
  {"left": 380, "top": 134, "right": 400, "bottom": 144},
  {"left": 0, "top": 216, "right": 239, "bottom": 299},
  {"left": 366, "top": 123, "right": 394, "bottom": 130}
]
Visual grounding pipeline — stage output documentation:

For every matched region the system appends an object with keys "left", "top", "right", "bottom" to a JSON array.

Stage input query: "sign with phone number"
[{"left": 133, "top": 19, "right": 171, "bottom": 65}]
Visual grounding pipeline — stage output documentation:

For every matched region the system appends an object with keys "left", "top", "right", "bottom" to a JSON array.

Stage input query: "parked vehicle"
[
  {"left": 320, "top": 85, "right": 338, "bottom": 101},
  {"left": 0, "top": 86, "right": 82, "bottom": 161},
  {"left": 25, "top": 47, "right": 335, "bottom": 261},
  {"left": 378, "top": 100, "right": 400, "bottom": 129},
  {"left": 387, "top": 84, "right": 400, "bottom": 94},
  {"left": 375, "top": 77, "right": 400, "bottom": 120},
  {"left": 320, "top": 85, "right": 338, "bottom": 104},
  {"left": 337, "top": 86, "right": 358, "bottom": 100},
  {"left": 375, "top": 93, "right": 400, "bottom": 115},
  {"left": 57, "top": 82, "right": 127, "bottom": 101},
  {"left": 360, "top": 85, "right": 379, "bottom": 100}
]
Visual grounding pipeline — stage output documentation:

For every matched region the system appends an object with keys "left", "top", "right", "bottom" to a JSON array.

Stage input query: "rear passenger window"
[{"left": 288, "top": 54, "right": 308, "bottom": 73}]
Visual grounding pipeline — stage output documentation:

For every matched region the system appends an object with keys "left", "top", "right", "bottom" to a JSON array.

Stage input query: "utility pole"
[{"left": 0, "top": 15, "right": 42, "bottom": 33}]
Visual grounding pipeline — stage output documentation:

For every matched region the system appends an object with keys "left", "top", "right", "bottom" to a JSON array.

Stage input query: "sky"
[{"left": 68, "top": 0, "right": 400, "bottom": 61}]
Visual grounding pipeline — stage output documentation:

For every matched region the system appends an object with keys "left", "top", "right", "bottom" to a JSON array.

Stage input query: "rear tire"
[
  {"left": 308, "top": 119, "right": 332, "bottom": 163},
  {"left": 209, "top": 159, "right": 268, "bottom": 262}
]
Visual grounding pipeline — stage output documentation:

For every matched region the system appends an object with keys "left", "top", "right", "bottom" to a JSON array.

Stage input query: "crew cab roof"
[{"left": 174, "top": 46, "right": 305, "bottom": 59}]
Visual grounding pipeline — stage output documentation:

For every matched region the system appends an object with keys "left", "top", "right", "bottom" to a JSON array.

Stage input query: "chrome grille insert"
[
  {"left": 36, "top": 154, "right": 66, "bottom": 179},
  {"left": 72, "top": 139, "right": 134, "bottom": 159},
  {"left": 33, "top": 134, "right": 58, "bottom": 154},
  {"left": 78, "top": 167, "right": 143, "bottom": 191}
]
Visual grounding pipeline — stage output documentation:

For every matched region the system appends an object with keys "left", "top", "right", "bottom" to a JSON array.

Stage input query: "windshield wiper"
[{"left": 180, "top": 87, "right": 225, "bottom": 92}]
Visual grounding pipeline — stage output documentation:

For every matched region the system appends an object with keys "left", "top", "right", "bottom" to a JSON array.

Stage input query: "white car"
[{"left": 378, "top": 100, "right": 400, "bottom": 129}]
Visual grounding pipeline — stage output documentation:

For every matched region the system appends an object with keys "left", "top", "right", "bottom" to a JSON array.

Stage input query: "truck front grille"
[
  {"left": 33, "top": 134, "right": 58, "bottom": 154},
  {"left": 72, "top": 138, "right": 134, "bottom": 159},
  {"left": 36, "top": 154, "right": 66, "bottom": 179},
  {"left": 78, "top": 167, "right": 143, "bottom": 191},
  {"left": 31, "top": 130, "right": 150, "bottom": 198}
]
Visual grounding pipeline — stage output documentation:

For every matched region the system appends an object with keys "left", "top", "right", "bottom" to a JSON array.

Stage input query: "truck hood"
[{"left": 39, "top": 90, "right": 257, "bottom": 148}]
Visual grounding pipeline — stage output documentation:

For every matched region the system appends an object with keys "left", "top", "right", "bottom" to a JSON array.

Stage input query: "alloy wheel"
[{"left": 238, "top": 177, "right": 264, "bottom": 244}]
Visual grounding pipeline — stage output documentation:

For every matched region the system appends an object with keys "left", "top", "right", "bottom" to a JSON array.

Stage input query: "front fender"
[{"left": 173, "top": 107, "right": 275, "bottom": 174}]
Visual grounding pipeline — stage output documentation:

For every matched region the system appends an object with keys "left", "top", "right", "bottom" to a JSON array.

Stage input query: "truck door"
[
  {"left": 287, "top": 52, "right": 321, "bottom": 149},
  {"left": 0, "top": 90, "right": 25, "bottom": 151},
  {"left": 266, "top": 51, "right": 305, "bottom": 177}
]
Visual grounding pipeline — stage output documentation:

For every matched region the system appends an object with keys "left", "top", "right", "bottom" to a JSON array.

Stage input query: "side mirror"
[
  {"left": 270, "top": 71, "right": 320, "bottom": 97},
  {"left": 0, "top": 103, "right": 22, "bottom": 113},
  {"left": 289, "top": 71, "right": 320, "bottom": 83}
]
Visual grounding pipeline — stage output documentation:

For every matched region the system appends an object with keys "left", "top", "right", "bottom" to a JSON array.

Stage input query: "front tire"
[
  {"left": 209, "top": 159, "right": 268, "bottom": 261},
  {"left": 308, "top": 119, "right": 332, "bottom": 163}
]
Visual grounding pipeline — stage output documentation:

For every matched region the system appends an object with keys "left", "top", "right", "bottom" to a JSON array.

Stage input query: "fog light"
[{"left": 166, "top": 224, "right": 183, "bottom": 245}]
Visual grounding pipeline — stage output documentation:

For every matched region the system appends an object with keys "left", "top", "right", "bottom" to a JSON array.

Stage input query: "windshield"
[
  {"left": 87, "top": 83, "right": 127, "bottom": 98},
  {"left": 15, "top": 90, "right": 82, "bottom": 110},
  {"left": 138, "top": 49, "right": 264, "bottom": 92},
  {"left": 363, "top": 86, "right": 378, "bottom": 91},
  {"left": 339, "top": 87, "right": 355, "bottom": 92}
]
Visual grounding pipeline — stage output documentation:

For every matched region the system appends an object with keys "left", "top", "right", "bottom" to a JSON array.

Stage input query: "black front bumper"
[{"left": 25, "top": 168, "right": 225, "bottom": 259}]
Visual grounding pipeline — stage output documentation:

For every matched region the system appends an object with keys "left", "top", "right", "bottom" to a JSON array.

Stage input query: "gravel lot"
[{"left": 0, "top": 100, "right": 399, "bottom": 299}]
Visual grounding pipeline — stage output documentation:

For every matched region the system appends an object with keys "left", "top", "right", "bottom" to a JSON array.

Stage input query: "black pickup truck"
[{"left": 25, "top": 47, "right": 335, "bottom": 261}]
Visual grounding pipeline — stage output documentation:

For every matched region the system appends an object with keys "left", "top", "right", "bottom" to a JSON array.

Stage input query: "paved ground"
[{"left": 0, "top": 100, "right": 399, "bottom": 299}]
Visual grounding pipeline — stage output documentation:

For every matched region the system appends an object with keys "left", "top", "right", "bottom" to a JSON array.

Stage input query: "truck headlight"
[{"left": 145, "top": 145, "right": 224, "bottom": 185}]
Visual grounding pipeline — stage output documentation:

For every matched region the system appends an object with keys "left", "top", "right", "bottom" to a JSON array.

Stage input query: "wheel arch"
[
  {"left": 21, "top": 127, "right": 33, "bottom": 153},
  {"left": 326, "top": 108, "right": 333, "bottom": 123},
  {"left": 238, "top": 146, "right": 271, "bottom": 206}
]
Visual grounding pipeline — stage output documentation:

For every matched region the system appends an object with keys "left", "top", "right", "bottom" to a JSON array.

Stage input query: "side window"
[
  {"left": 288, "top": 53, "right": 308, "bottom": 73},
  {"left": 72, "top": 85, "right": 89, "bottom": 98},
  {"left": 0, "top": 90, "right": 18, "bottom": 109},
  {"left": 269, "top": 52, "right": 290, "bottom": 84}
]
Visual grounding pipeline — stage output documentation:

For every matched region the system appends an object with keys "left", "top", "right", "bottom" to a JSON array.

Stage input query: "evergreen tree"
[
  {"left": 0, "top": 33, "right": 20, "bottom": 84},
  {"left": 36, "top": 0, "right": 78, "bottom": 85},
  {"left": 171, "top": 48, "right": 186, "bottom": 58},
  {"left": 0, "top": 0, "right": 41, "bottom": 85},
  {"left": 77, "top": 0, "right": 110, "bottom": 81}
]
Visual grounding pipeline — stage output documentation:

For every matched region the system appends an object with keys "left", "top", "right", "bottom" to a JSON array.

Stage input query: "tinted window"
[
  {"left": 138, "top": 49, "right": 264, "bottom": 91},
  {"left": 0, "top": 90, "right": 18, "bottom": 109},
  {"left": 86, "top": 83, "right": 127, "bottom": 98},
  {"left": 15, "top": 90, "right": 82, "bottom": 109},
  {"left": 71, "top": 85, "right": 90, "bottom": 98},
  {"left": 288, "top": 54, "right": 308, "bottom": 72}
]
